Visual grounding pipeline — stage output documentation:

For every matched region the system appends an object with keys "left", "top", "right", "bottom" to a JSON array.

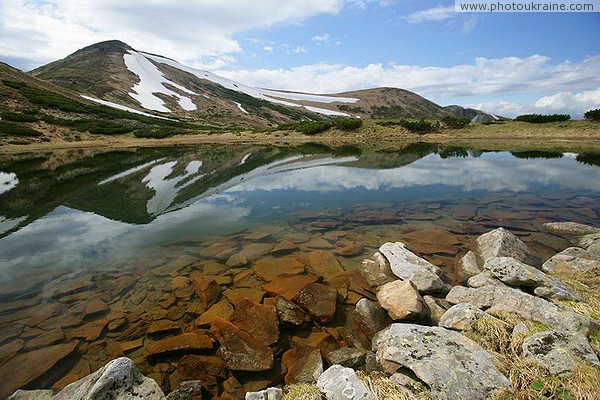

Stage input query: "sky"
[{"left": 1, "top": 0, "right": 599, "bottom": 117}]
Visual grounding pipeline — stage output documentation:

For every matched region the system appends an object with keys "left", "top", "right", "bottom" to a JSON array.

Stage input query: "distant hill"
[{"left": 29, "top": 40, "right": 495, "bottom": 125}]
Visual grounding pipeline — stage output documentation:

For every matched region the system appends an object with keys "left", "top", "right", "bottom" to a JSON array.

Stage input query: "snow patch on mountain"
[
  {"left": 234, "top": 101, "right": 249, "bottom": 114},
  {"left": 123, "top": 50, "right": 198, "bottom": 112},
  {"left": 303, "top": 105, "right": 349, "bottom": 116},
  {"left": 141, "top": 52, "right": 358, "bottom": 115},
  {"left": 81, "top": 95, "right": 174, "bottom": 120}
]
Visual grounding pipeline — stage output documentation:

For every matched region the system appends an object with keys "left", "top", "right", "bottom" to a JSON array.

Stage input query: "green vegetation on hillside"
[
  {"left": 0, "top": 121, "right": 42, "bottom": 137},
  {"left": 514, "top": 114, "right": 570, "bottom": 123}
]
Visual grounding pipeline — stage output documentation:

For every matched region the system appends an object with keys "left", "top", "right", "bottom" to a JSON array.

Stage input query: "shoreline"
[{"left": 2, "top": 121, "right": 600, "bottom": 154}]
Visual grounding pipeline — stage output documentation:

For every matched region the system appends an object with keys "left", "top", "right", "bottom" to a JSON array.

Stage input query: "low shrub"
[
  {"left": 0, "top": 111, "right": 39, "bottom": 122},
  {"left": 292, "top": 121, "right": 332, "bottom": 135},
  {"left": 399, "top": 119, "right": 440, "bottom": 134},
  {"left": 332, "top": 118, "right": 363, "bottom": 130},
  {"left": 441, "top": 116, "right": 471, "bottom": 129},
  {"left": 584, "top": 109, "right": 600, "bottom": 121},
  {"left": 514, "top": 114, "right": 570, "bottom": 123},
  {"left": 40, "top": 115, "right": 134, "bottom": 135},
  {"left": 134, "top": 128, "right": 177, "bottom": 139},
  {"left": 0, "top": 121, "right": 42, "bottom": 136}
]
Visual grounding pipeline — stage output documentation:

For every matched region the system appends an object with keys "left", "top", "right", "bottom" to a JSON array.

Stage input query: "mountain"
[{"left": 30, "top": 40, "right": 492, "bottom": 125}]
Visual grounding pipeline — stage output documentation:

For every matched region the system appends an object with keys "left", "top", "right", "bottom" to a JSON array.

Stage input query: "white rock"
[
  {"left": 457, "top": 251, "right": 481, "bottom": 282},
  {"left": 317, "top": 365, "right": 375, "bottom": 400},
  {"left": 475, "top": 227, "right": 540, "bottom": 266},
  {"left": 376, "top": 280, "right": 426, "bottom": 320},
  {"left": 245, "top": 387, "right": 282, "bottom": 400},
  {"left": 439, "top": 303, "right": 486, "bottom": 331},
  {"left": 379, "top": 242, "right": 450, "bottom": 293},
  {"left": 54, "top": 357, "right": 165, "bottom": 400}
]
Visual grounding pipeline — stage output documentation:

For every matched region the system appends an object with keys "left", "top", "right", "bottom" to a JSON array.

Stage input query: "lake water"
[{"left": 0, "top": 143, "right": 599, "bottom": 396}]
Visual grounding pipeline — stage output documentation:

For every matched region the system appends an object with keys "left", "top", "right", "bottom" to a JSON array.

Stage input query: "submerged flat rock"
[{"left": 0, "top": 341, "right": 79, "bottom": 399}]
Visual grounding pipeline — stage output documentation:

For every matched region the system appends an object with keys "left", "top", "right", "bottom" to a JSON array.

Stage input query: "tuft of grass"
[
  {"left": 551, "top": 267, "right": 600, "bottom": 322},
  {"left": 357, "top": 371, "right": 431, "bottom": 400},
  {"left": 282, "top": 383, "right": 323, "bottom": 400}
]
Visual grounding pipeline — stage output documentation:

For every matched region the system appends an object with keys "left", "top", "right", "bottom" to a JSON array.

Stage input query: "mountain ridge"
[{"left": 29, "top": 40, "right": 495, "bottom": 126}]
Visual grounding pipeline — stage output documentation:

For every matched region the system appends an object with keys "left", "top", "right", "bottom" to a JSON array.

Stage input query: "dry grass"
[
  {"left": 356, "top": 371, "right": 431, "bottom": 400},
  {"left": 282, "top": 383, "right": 323, "bottom": 400},
  {"left": 464, "top": 269, "right": 600, "bottom": 400}
]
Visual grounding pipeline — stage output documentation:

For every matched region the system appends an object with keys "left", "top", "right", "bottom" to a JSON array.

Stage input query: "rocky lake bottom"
[{"left": 0, "top": 144, "right": 599, "bottom": 399}]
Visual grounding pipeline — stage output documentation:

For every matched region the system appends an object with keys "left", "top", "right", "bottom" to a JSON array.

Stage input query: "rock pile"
[{"left": 7, "top": 222, "right": 600, "bottom": 400}]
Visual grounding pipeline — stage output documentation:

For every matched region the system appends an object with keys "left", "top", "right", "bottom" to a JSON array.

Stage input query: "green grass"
[{"left": 0, "top": 121, "right": 42, "bottom": 137}]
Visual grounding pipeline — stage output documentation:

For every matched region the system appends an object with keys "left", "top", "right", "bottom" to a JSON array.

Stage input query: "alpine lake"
[{"left": 0, "top": 142, "right": 599, "bottom": 398}]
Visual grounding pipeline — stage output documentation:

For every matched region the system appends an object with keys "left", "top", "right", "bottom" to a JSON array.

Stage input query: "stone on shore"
[
  {"left": 376, "top": 280, "right": 426, "bottom": 321},
  {"left": 446, "top": 285, "right": 597, "bottom": 334},
  {"left": 542, "top": 246, "right": 600, "bottom": 273},
  {"left": 373, "top": 324, "right": 510, "bottom": 399},
  {"left": 467, "top": 271, "right": 508, "bottom": 288},
  {"left": 53, "top": 357, "right": 165, "bottom": 400},
  {"left": 522, "top": 331, "right": 600, "bottom": 374},
  {"left": 456, "top": 251, "right": 481, "bottom": 282},
  {"left": 543, "top": 222, "right": 600, "bottom": 238},
  {"left": 317, "top": 365, "right": 375, "bottom": 400},
  {"left": 358, "top": 252, "right": 396, "bottom": 288},
  {"left": 439, "top": 303, "right": 486, "bottom": 331},
  {"left": 325, "top": 348, "right": 369, "bottom": 368},
  {"left": 423, "top": 295, "right": 450, "bottom": 325},
  {"left": 378, "top": 242, "right": 450, "bottom": 293},
  {"left": 484, "top": 257, "right": 582, "bottom": 301},
  {"left": 245, "top": 387, "right": 283, "bottom": 400},
  {"left": 475, "top": 227, "right": 540, "bottom": 267},
  {"left": 352, "top": 298, "right": 392, "bottom": 339}
]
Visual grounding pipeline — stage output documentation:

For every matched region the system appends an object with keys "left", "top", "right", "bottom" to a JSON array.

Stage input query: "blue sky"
[{"left": 1, "top": 0, "right": 599, "bottom": 116}]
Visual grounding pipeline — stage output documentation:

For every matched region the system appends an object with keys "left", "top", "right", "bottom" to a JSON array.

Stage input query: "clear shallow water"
[{"left": 0, "top": 143, "right": 599, "bottom": 396}]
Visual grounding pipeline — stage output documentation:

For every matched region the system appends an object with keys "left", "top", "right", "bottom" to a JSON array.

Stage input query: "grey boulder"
[
  {"left": 54, "top": 357, "right": 165, "bottom": 400},
  {"left": 484, "top": 257, "right": 582, "bottom": 301},
  {"left": 543, "top": 222, "right": 600, "bottom": 238},
  {"left": 439, "top": 303, "right": 486, "bottom": 331},
  {"left": 245, "top": 387, "right": 282, "bottom": 400},
  {"left": 446, "top": 285, "right": 597, "bottom": 334},
  {"left": 379, "top": 242, "right": 450, "bottom": 293},
  {"left": 542, "top": 246, "right": 600, "bottom": 273},
  {"left": 467, "top": 271, "right": 508, "bottom": 288},
  {"left": 522, "top": 331, "right": 600, "bottom": 374},
  {"left": 373, "top": 324, "right": 510, "bottom": 399},
  {"left": 475, "top": 227, "right": 540, "bottom": 267},
  {"left": 325, "top": 348, "right": 370, "bottom": 368},
  {"left": 317, "top": 365, "right": 375, "bottom": 400},
  {"left": 456, "top": 251, "right": 482, "bottom": 282}
]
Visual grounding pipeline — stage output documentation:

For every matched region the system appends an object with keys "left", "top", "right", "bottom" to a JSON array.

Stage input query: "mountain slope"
[{"left": 30, "top": 40, "right": 493, "bottom": 125}]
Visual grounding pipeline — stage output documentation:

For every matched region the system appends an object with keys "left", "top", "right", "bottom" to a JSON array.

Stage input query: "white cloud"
[
  {"left": 293, "top": 46, "right": 308, "bottom": 53},
  {"left": 406, "top": 6, "right": 455, "bottom": 23},
  {"left": 467, "top": 88, "right": 600, "bottom": 118},
  {"left": 0, "top": 0, "right": 347, "bottom": 69},
  {"left": 312, "top": 33, "right": 331, "bottom": 45},
  {"left": 263, "top": 46, "right": 274, "bottom": 52}
]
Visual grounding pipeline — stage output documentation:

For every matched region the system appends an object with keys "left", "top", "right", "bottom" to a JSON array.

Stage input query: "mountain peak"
[{"left": 77, "top": 40, "right": 133, "bottom": 54}]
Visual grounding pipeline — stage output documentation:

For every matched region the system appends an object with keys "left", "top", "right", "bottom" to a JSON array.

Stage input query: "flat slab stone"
[
  {"left": 253, "top": 257, "right": 305, "bottom": 282},
  {"left": 145, "top": 332, "right": 213, "bottom": 356},
  {"left": 543, "top": 222, "right": 600, "bottom": 238},
  {"left": 373, "top": 324, "right": 510, "bottom": 399},
  {"left": 446, "top": 285, "right": 597, "bottom": 334},
  {"left": 0, "top": 341, "right": 79, "bottom": 399},
  {"left": 542, "top": 247, "right": 600, "bottom": 273},
  {"left": 484, "top": 257, "right": 582, "bottom": 301},
  {"left": 263, "top": 274, "right": 321, "bottom": 300}
]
